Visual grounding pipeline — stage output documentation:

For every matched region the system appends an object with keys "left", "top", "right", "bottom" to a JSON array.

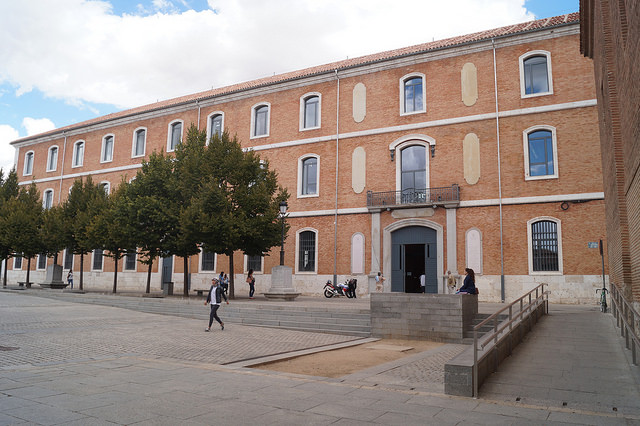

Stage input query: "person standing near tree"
[
  {"left": 67, "top": 270, "right": 73, "bottom": 289},
  {"left": 204, "top": 278, "right": 228, "bottom": 331},
  {"left": 246, "top": 269, "right": 255, "bottom": 299}
]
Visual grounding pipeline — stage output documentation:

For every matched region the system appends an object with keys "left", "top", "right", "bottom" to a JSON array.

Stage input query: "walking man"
[{"left": 205, "top": 278, "right": 228, "bottom": 331}]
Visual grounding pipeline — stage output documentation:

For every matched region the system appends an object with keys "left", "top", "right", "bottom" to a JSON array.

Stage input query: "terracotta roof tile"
[{"left": 12, "top": 12, "right": 579, "bottom": 144}]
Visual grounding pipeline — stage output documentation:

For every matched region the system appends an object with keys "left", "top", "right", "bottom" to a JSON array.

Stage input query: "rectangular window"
[
  {"left": 528, "top": 130, "right": 554, "bottom": 177},
  {"left": 253, "top": 105, "right": 269, "bottom": 137},
  {"left": 93, "top": 249, "right": 103, "bottom": 271},
  {"left": 64, "top": 248, "right": 73, "bottom": 270},
  {"left": 404, "top": 77, "right": 424, "bottom": 113},
  {"left": 37, "top": 253, "right": 47, "bottom": 270},
  {"left": 169, "top": 122, "right": 182, "bottom": 151},
  {"left": 24, "top": 152, "right": 34, "bottom": 175},
  {"left": 47, "top": 147, "right": 58, "bottom": 171},
  {"left": 302, "top": 157, "right": 317, "bottom": 195},
  {"left": 524, "top": 56, "right": 549, "bottom": 95},
  {"left": 102, "top": 136, "right": 114, "bottom": 162},
  {"left": 298, "top": 231, "right": 316, "bottom": 272},
  {"left": 14, "top": 256, "right": 22, "bottom": 270},
  {"left": 134, "top": 129, "right": 146, "bottom": 157},
  {"left": 247, "top": 255, "right": 262, "bottom": 272},
  {"left": 73, "top": 142, "right": 84, "bottom": 167},
  {"left": 201, "top": 250, "right": 215, "bottom": 271},
  {"left": 210, "top": 115, "right": 222, "bottom": 140},
  {"left": 304, "top": 96, "right": 319, "bottom": 128},
  {"left": 124, "top": 252, "right": 136, "bottom": 270},
  {"left": 531, "top": 221, "right": 559, "bottom": 271}
]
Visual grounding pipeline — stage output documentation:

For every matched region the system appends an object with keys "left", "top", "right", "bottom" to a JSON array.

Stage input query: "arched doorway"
[{"left": 391, "top": 226, "right": 437, "bottom": 293}]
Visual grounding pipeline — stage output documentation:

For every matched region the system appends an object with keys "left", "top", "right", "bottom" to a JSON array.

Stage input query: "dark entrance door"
[
  {"left": 161, "top": 256, "right": 173, "bottom": 293},
  {"left": 391, "top": 226, "right": 437, "bottom": 293}
]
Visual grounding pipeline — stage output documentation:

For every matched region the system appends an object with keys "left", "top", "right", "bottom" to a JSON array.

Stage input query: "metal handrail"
[
  {"left": 473, "top": 283, "right": 548, "bottom": 397},
  {"left": 366, "top": 184, "right": 460, "bottom": 208},
  {"left": 610, "top": 284, "right": 639, "bottom": 366}
]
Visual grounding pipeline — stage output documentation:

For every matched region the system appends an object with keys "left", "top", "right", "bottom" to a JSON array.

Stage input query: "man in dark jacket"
[{"left": 205, "top": 278, "right": 229, "bottom": 331}]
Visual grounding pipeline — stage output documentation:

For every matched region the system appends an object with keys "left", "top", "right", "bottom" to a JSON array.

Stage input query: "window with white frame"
[
  {"left": 124, "top": 251, "right": 137, "bottom": 271},
  {"left": 92, "top": 249, "right": 104, "bottom": 271},
  {"left": 132, "top": 128, "right": 146, "bottom": 158},
  {"left": 100, "top": 181, "right": 110, "bottom": 195},
  {"left": 527, "top": 217, "right": 563, "bottom": 274},
  {"left": 72, "top": 141, "right": 84, "bottom": 167},
  {"left": 400, "top": 73, "right": 426, "bottom": 115},
  {"left": 300, "top": 93, "right": 320, "bottom": 130},
  {"left": 298, "top": 155, "right": 319, "bottom": 197},
  {"left": 23, "top": 151, "right": 34, "bottom": 176},
  {"left": 201, "top": 250, "right": 215, "bottom": 271},
  {"left": 43, "top": 189, "right": 54, "bottom": 209},
  {"left": 523, "top": 126, "right": 558, "bottom": 180},
  {"left": 37, "top": 253, "right": 47, "bottom": 270},
  {"left": 167, "top": 120, "right": 183, "bottom": 152},
  {"left": 207, "top": 112, "right": 223, "bottom": 142},
  {"left": 245, "top": 254, "right": 262, "bottom": 273},
  {"left": 297, "top": 229, "right": 317, "bottom": 273},
  {"left": 47, "top": 146, "right": 58, "bottom": 172},
  {"left": 63, "top": 248, "right": 73, "bottom": 270},
  {"left": 13, "top": 256, "right": 23, "bottom": 270},
  {"left": 101, "top": 135, "right": 114, "bottom": 163},
  {"left": 519, "top": 51, "right": 553, "bottom": 98},
  {"left": 400, "top": 145, "right": 427, "bottom": 202},
  {"left": 251, "top": 103, "right": 270, "bottom": 138}
]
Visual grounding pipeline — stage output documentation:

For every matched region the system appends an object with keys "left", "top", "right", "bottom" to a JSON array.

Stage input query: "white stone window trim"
[
  {"left": 131, "top": 127, "right": 147, "bottom": 158},
  {"left": 206, "top": 111, "right": 224, "bottom": 143},
  {"left": 166, "top": 119, "right": 184, "bottom": 153},
  {"left": 465, "top": 227, "right": 483, "bottom": 275},
  {"left": 295, "top": 227, "right": 318, "bottom": 274},
  {"left": 101, "top": 134, "right": 115, "bottom": 164},
  {"left": 100, "top": 181, "right": 110, "bottom": 195},
  {"left": 297, "top": 153, "right": 320, "bottom": 199},
  {"left": 42, "top": 188, "right": 54, "bottom": 209},
  {"left": 244, "top": 254, "right": 264, "bottom": 274},
  {"left": 399, "top": 72, "right": 426, "bottom": 116},
  {"left": 46, "top": 145, "right": 59, "bottom": 172},
  {"left": 92, "top": 249, "right": 104, "bottom": 272},
  {"left": 523, "top": 125, "right": 559, "bottom": 181},
  {"left": 123, "top": 250, "right": 137, "bottom": 272},
  {"left": 36, "top": 254, "right": 48, "bottom": 271},
  {"left": 299, "top": 92, "right": 322, "bottom": 131},
  {"left": 250, "top": 102, "right": 271, "bottom": 139},
  {"left": 63, "top": 249, "right": 74, "bottom": 270},
  {"left": 23, "top": 150, "right": 34, "bottom": 176},
  {"left": 519, "top": 50, "right": 554, "bottom": 99},
  {"left": 527, "top": 216, "right": 563, "bottom": 276},
  {"left": 72, "top": 140, "right": 85, "bottom": 168},
  {"left": 13, "top": 256, "right": 23, "bottom": 270},
  {"left": 199, "top": 248, "right": 217, "bottom": 273},
  {"left": 389, "top": 134, "right": 435, "bottom": 192}
]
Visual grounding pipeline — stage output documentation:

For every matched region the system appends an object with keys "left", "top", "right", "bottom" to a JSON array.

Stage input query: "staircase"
[{"left": 463, "top": 313, "right": 509, "bottom": 342}]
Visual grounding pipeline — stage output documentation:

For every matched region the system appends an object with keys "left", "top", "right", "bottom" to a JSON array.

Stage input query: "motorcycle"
[{"left": 323, "top": 278, "right": 357, "bottom": 298}]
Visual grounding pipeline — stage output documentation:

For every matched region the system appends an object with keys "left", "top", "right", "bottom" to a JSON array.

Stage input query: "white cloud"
[
  {"left": 0, "top": 125, "right": 18, "bottom": 173},
  {"left": 22, "top": 117, "right": 56, "bottom": 136},
  {"left": 0, "top": 0, "right": 535, "bottom": 112}
]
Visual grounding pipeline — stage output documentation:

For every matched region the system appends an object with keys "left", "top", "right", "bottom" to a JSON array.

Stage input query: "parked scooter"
[{"left": 323, "top": 279, "right": 357, "bottom": 298}]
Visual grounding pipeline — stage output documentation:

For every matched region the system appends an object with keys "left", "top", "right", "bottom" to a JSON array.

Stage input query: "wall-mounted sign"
[{"left": 588, "top": 242, "right": 599, "bottom": 249}]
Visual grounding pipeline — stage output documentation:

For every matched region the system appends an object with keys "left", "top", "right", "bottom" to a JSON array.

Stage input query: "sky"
[{"left": 0, "top": 0, "right": 579, "bottom": 173}]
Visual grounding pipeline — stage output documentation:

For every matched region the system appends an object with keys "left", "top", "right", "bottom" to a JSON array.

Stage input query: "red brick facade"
[
  {"left": 581, "top": 0, "right": 640, "bottom": 308},
  {"left": 11, "top": 14, "right": 607, "bottom": 302}
]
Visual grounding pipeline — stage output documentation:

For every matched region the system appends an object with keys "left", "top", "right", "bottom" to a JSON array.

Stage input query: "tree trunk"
[
  {"left": 53, "top": 252, "right": 58, "bottom": 265},
  {"left": 183, "top": 256, "right": 189, "bottom": 297},
  {"left": 145, "top": 259, "right": 153, "bottom": 294},
  {"left": 228, "top": 252, "right": 235, "bottom": 299},
  {"left": 79, "top": 253, "right": 84, "bottom": 291},
  {"left": 112, "top": 255, "right": 118, "bottom": 293},
  {"left": 25, "top": 257, "right": 31, "bottom": 286},
  {"left": 3, "top": 257, "right": 7, "bottom": 287}
]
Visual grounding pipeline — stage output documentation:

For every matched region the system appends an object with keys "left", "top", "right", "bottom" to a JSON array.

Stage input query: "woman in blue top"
[{"left": 458, "top": 268, "right": 476, "bottom": 294}]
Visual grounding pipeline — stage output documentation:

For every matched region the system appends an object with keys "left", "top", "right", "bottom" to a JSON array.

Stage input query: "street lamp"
[{"left": 279, "top": 201, "right": 288, "bottom": 266}]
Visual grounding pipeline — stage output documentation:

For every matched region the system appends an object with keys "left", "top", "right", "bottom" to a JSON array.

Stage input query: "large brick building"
[
  {"left": 580, "top": 0, "right": 640, "bottom": 310},
  {"left": 10, "top": 12, "right": 607, "bottom": 303}
]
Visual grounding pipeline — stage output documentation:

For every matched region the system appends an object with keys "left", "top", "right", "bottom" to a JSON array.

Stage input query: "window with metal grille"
[
  {"left": 201, "top": 250, "right": 215, "bottom": 271},
  {"left": 247, "top": 255, "right": 262, "bottom": 272},
  {"left": 93, "top": 249, "right": 103, "bottom": 271},
  {"left": 64, "top": 248, "right": 73, "bottom": 270},
  {"left": 298, "top": 230, "right": 316, "bottom": 272},
  {"left": 124, "top": 252, "right": 136, "bottom": 271},
  {"left": 531, "top": 220, "right": 559, "bottom": 271}
]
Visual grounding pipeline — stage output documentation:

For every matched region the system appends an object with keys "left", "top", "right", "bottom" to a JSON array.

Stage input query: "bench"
[
  {"left": 18, "top": 282, "right": 33, "bottom": 288},
  {"left": 192, "top": 289, "right": 208, "bottom": 297}
]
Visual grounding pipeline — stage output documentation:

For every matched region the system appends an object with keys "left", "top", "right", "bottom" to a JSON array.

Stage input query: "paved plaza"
[{"left": 1, "top": 289, "right": 639, "bottom": 425}]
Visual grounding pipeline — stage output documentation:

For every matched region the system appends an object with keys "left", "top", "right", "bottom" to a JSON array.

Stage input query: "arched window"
[
  {"left": 528, "top": 217, "right": 563, "bottom": 274},
  {"left": 523, "top": 126, "right": 558, "bottom": 180},
  {"left": 519, "top": 51, "right": 553, "bottom": 97},
  {"left": 208, "top": 113, "right": 223, "bottom": 141},
  {"left": 351, "top": 233, "right": 365, "bottom": 274},
  {"left": 252, "top": 103, "right": 270, "bottom": 137},
  {"left": 297, "top": 229, "right": 317, "bottom": 273},
  {"left": 298, "top": 155, "right": 319, "bottom": 197},
  {"left": 72, "top": 141, "right": 84, "bottom": 167},
  {"left": 47, "top": 146, "right": 58, "bottom": 172},
  {"left": 167, "top": 120, "right": 183, "bottom": 152},
  {"left": 100, "top": 181, "right": 110, "bottom": 195},
  {"left": 101, "top": 134, "right": 114, "bottom": 162},
  {"left": 43, "top": 189, "right": 54, "bottom": 209},
  {"left": 23, "top": 151, "right": 34, "bottom": 176},
  {"left": 300, "top": 94, "right": 320, "bottom": 130},
  {"left": 400, "top": 73, "right": 426, "bottom": 115},
  {"left": 132, "top": 128, "right": 146, "bottom": 157}
]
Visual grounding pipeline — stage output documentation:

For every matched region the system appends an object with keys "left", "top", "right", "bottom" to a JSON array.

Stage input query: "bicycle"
[{"left": 596, "top": 286, "right": 609, "bottom": 313}]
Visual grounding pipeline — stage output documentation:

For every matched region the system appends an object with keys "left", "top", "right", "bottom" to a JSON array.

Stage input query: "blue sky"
[{"left": 0, "top": 0, "right": 579, "bottom": 173}]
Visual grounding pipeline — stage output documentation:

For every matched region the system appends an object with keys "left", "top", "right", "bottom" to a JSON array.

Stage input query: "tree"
[
  {"left": 128, "top": 152, "right": 179, "bottom": 293},
  {"left": 64, "top": 177, "right": 107, "bottom": 290},
  {"left": 4, "top": 183, "right": 43, "bottom": 285},
  {"left": 0, "top": 169, "right": 19, "bottom": 286}
]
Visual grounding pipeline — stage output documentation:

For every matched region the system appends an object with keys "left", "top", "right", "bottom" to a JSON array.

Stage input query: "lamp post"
[{"left": 279, "top": 201, "right": 288, "bottom": 266}]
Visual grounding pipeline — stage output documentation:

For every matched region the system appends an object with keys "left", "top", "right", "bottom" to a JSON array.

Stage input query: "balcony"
[{"left": 366, "top": 184, "right": 460, "bottom": 210}]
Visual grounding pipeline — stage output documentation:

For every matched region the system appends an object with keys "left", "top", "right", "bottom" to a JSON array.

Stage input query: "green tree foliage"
[
  {"left": 39, "top": 205, "right": 68, "bottom": 264},
  {"left": 64, "top": 177, "right": 107, "bottom": 290},
  {"left": 0, "top": 169, "right": 19, "bottom": 286}
]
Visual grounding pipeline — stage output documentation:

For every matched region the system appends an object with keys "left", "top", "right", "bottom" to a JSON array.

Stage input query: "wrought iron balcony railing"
[{"left": 366, "top": 184, "right": 460, "bottom": 209}]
